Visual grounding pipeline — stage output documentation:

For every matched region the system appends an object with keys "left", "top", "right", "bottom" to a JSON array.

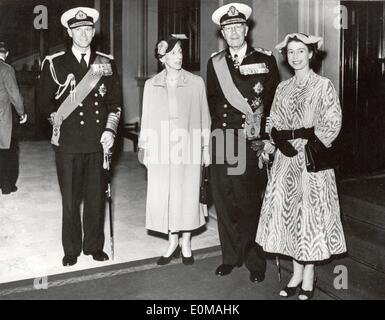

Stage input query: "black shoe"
[
  {"left": 62, "top": 255, "right": 78, "bottom": 267},
  {"left": 181, "top": 251, "right": 194, "bottom": 266},
  {"left": 215, "top": 264, "right": 237, "bottom": 276},
  {"left": 298, "top": 277, "right": 317, "bottom": 300},
  {"left": 279, "top": 282, "right": 302, "bottom": 298},
  {"left": 85, "top": 251, "right": 109, "bottom": 262},
  {"left": 249, "top": 270, "right": 265, "bottom": 283},
  {"left": 1, "top": 186, "right": 17, "bottom": 195},
  {"left": 156, "top": 246, "right": 181, "bottom": 266}
]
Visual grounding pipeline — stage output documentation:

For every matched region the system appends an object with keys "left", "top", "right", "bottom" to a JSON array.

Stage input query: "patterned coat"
[{"left": 256, "top": 70, "right": 347, "bottom": 262}]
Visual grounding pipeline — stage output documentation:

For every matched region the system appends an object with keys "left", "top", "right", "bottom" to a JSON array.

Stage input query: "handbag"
[
  {"left": 305, "top": 135, "right": 336, "bottom": 172},
  {"left": 199, "top": 166, "right": 210, "bottom": 204}
]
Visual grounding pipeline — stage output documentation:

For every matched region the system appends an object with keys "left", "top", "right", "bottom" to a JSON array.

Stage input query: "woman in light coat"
[
  {"left": 256, "top": 33, "right": 347, "bottom": 300},
  {"left": 138, "top": 36, "right": 211, "bottom": 265}
]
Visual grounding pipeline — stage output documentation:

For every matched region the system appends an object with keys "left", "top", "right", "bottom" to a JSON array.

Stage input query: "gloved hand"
[
  {"left": 271, "top": 128, "right": 298, "bottom": 157},
  {"left": 250, "top": 139, "right": 265, "bottom": 157},
  {"left": 100, "top": 131, "right": 115, "bottom": 151},
  {"left": 202, "top": 147, "right": 211, "bottom": 167},
  {"left": 293, "top": 127, "right": 315, "bottom": 140},
  {"left": 19, "top": 113, "right": 28, "bottom": 124}
]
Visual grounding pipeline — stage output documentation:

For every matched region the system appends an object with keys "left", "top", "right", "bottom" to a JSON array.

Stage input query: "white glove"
[
  {"left": 100, "top": 131, "right": 115, "bottom": 151},
  {"left": 202, "top": 147, "right": 211, "bottom": 167},
  {"left": 49, "top": 112, "right": 64, "bottom": 127},
  {"left": 138, "top": 148, "right": 145, "bottom": 165},
  {"left": 263, "top": 140, "right": 276, "bottom": 154},
  {"left": 19, "top": 113, "right": 27, "bottom": 124}
]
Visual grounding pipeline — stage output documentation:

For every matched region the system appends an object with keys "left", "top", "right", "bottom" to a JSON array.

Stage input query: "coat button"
[
  {"left": 95, "top": 93, "right": 98, "bottom": 97},
  {"left": 223, "top": 113, "right": 227, "bottom": 118},
  {"left": 242, "top": 124, "right": 245, "bottom": 128},
  {"left": 96, "top": 119, "right": 100, "bottom": 124},
  {"left": 79, "top": 112, "right": 84, "bottom": 116},
  {"left": 224, "top": 104, "right": 228, "bottom": 109},
  {"left": 222, "top": 123, "right": 227, "bottom": 127},
  {"left": 242, "top": 114, "right": 246, "bottom": 119},
  {"left": 94, "top": 102, "right": 99, "bottom": 106},
  {"left": 96, "top": 110, "right": 99, "bottom": 115},
  {"left": 79, "top": 103, "right": 83, "bottom": 107},
  {"left": 80, "top": 121, "right": 85, "bottom": 125}
]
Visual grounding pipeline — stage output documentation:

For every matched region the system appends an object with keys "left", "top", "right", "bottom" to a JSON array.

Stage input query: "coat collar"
[{"left": 152, "top": 69, "right": 190, "bottom": 87}]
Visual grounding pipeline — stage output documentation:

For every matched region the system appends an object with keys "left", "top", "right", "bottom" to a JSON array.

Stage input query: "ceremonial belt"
[
  {"left": 51, "top": 55, "right": 105, "bottom": 146},
  {"left": 212, "top": 51, "right": 263, "bottom": 139}
]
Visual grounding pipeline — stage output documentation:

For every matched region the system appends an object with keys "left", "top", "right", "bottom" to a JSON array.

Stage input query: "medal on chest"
[{"left": 98, "top": 83, "right": 107, "bottom": 97}]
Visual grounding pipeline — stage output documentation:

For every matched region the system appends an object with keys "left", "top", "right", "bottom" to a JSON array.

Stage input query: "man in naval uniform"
[
  {"left": 207, "top": 3, "right": 279, "bottom": 282},
  {"left": 37, "top": 7, "right": 122, "bottom": 266}
]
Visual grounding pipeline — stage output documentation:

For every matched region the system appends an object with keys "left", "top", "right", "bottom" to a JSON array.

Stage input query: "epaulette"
[
  {"left": 211, "top": 49, "right": 225, "bottom": 58},
  {"left": 41, "top": 51, "right": 65, "bottom": 70},
  {"left": 96, "top": 51, "right": 114, "bottom": 60},
  {"left": 254, "top": 47, "right": 272, "bottom": 56}
]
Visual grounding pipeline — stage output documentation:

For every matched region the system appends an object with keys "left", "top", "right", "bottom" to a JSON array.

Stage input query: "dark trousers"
[
  {"left": 55, "top": 152, "right": 106, "bottom": 257},
  {"left": 210, "top": 163, "right": 267, "bottom": 273},
  {"left": 0, "top": 138, "right": 19, "bottom": 191}
]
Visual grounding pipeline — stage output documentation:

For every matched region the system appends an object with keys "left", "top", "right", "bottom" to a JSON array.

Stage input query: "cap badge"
[
  {"left": 75, "top": 10, "right": 87, "bottom": 20},
  {"left": 228, "top": 6, "right": 239, "bottom": 17}
]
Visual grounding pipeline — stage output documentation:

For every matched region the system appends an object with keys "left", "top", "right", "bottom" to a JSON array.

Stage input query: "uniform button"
[
  {"left": 96, "top": 110, "right": 99, "bottom": 115},
  {"left": 94, "top": 102, "right": 99, "bottom": 106},
  {"left": 96, "top": 119, "right": 100, "bottom": 124},
  {"left": 242, "top": 115, "right": 246, "bottom": 119},
  {"left": 79, "top": 103, "right": 83, "bottom": 107},
  {"left": 79, "top": 112, "right": 84, "bottom": 116},
  {"left": 224, "top": 104, "right": 228, "bottom": 109},
  {"left": 80, "top": 121, "right": 85, "bottom": 125},
  {"left": 95, "top": 93, "right": 98, "bottom": 97},
  {"left": 222, "top": 123, "right": 227, "bottom": 127},
  {"left": 223, "top": 113, "right": 227, "bottom": 118},
  {"left": 242, "top": 124, "right": 245, "bottom": 128}
]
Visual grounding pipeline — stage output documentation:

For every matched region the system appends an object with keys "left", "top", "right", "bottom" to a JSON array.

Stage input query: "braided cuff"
[{"left": 105, "top": 108, "right": 121, "bottom": 135}]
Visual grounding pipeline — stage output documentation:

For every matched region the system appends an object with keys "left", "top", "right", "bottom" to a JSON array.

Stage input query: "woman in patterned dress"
[{"left": 255, "top": 33, "right": 347, "bottom": 300}]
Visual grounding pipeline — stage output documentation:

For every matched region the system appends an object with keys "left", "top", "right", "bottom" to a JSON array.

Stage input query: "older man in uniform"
[
  {"left": 0, "top": 42, "right": 27, "bottom": 195},
  {"left": 37, "top": 7, "right": 122, "bottom": 266},
  {"left": 207, "top": 3, "right": 279, "bottom": 282}
]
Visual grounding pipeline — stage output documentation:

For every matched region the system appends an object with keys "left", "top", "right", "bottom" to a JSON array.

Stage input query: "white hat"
[
  {"left": 60, "top": 7, "right": 99, "bottom": 29},
  {"left": 212, "top": 3, "right": 252, "bottom": 26},
  {"left": 276, "top": 33, "right": 323, "bottom": 52}
]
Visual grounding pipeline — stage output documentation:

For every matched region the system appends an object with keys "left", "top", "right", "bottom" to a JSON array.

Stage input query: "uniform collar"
[
  {"left": 71, "top": 46, "right": 91, "bottom": 66},
  {"left": 152, "top": 69, "right": 189, "bottom": 87},
  {"left": 0, "top": 56, "right": 5, "bottom": 62},
  {"left": 229, "top": 43, "right": 247, "bottom": 61}
]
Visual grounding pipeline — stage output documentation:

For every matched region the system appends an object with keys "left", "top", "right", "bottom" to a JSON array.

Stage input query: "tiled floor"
[{"left": 0, "top": 141, "right": 220, "bottom": 284}]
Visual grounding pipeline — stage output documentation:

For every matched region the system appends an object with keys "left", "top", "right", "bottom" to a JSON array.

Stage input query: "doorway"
[{"left": 339, "top": 1, "right": 385, "bottom": 176}]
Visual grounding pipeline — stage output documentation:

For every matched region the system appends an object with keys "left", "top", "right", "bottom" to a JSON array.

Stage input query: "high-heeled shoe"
[
  {"left": 181, "top": 251, "right": 194, "bottom": 265},
  {"left": 279, "top": 282, "right": 302, "bottom": 298},
  {"left": 298, "top": 277, "right": 317, "bottom": 300},
  {"left": 156, "top": 245, "right": 181, "bottom": 265}
]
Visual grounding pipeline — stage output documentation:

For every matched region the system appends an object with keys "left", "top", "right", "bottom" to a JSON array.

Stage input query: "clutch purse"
[
  {"left": 305, "top": 135, "right": 336, "bottom": 172},
  {"left": 199, "top": 166, "right": 210, "bottom": 204}
]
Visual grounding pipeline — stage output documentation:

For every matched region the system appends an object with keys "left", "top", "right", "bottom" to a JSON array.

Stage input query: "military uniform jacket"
[
  {"left": 207, "top": 45, "right": 279, "bottom": 162},
  {"left": 0, "top": 59, "right": 24, "bottom": 149},
  {"left": 38, "top": 50, "right": 122, "bottom": 154}
]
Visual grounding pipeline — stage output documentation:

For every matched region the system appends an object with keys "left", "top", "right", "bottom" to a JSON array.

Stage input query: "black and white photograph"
[{"left": 0, "top": 0, "right": 384, "bottom": 304}]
